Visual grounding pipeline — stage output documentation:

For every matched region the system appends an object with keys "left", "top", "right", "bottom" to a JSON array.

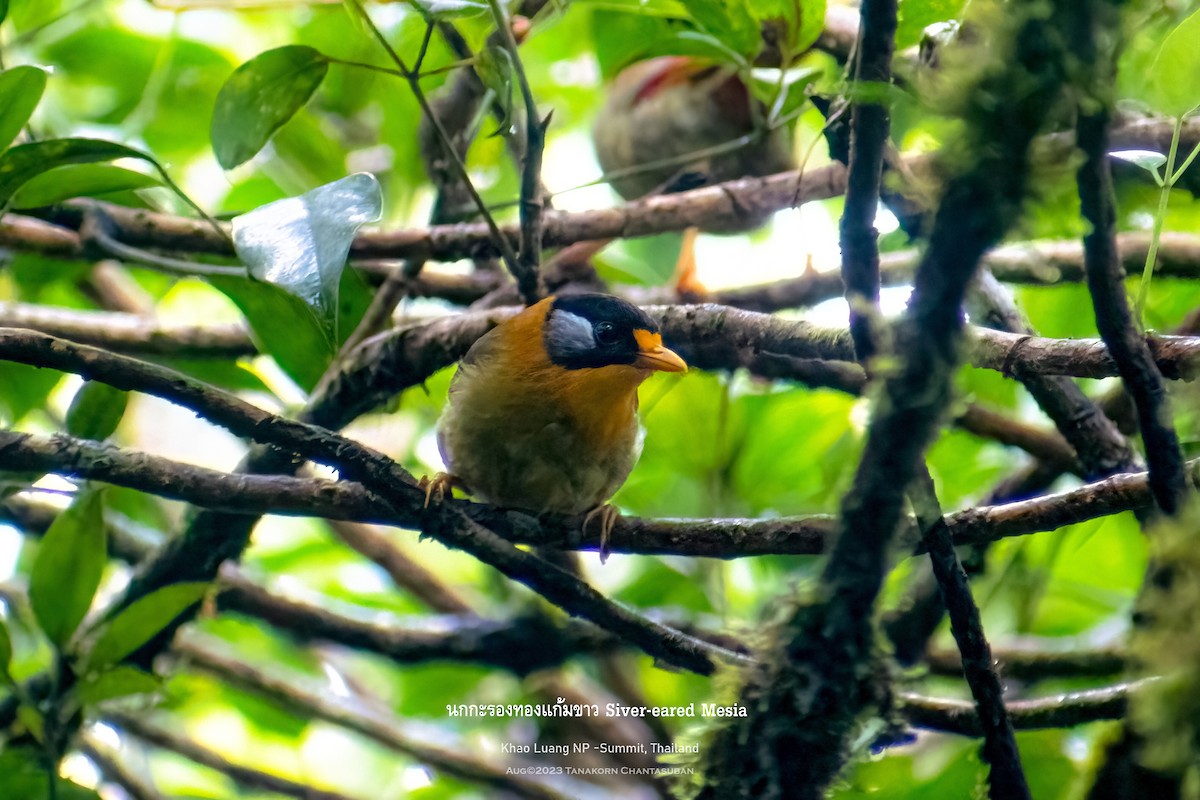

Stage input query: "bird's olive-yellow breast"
[{"left": 436, "top": 294, "right": 685, "bottom": 514}]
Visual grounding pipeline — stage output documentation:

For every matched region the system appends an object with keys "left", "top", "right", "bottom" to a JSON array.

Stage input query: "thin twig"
[
  {"left": 910, "top": 471, "right": 1030, "bottom": 799},
  {"left": 82, "top": 207, "right": 244, "bottom": 278},
  {"left": 486, "top": 0, "right": 547, "bottom": 304},
  {"left": 345, "top": 0, "right": 523, "bottom": 276}
]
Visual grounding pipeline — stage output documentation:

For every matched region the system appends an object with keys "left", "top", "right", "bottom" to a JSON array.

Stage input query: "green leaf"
[
  {"left": 75, "top": 665, "right": 162, "bottom": 706},
  {"left": 0, "top": 361, "right": 61, "bottom": 424},
  {"left": 0, "top": 0, "right": 8, "bottom": 25},
  {"left": 16, "top": 706, "right": 44, "bottom": 744},
  {"left": 207, "top": 273, "right": 334, "bottom": 391},
  {"left": 0, "top": 65, "right": 47, "bottom": 152},
  {"left": 211, "top": 45, "right": 330, "bottom": 169},
  {"left": 474, "top": 46, "right": 515, "bottom": 136},
  {"left": 11, "top": 163, "right": 159, "bottom": 209},
  {"left": 751, "top": 0, "right": 826, "bottom": 58},
  {"left": 0, "top": 137, "right": 166, "bottom": 209},
  {"left": 896, "top": 0, "right": 967, "bottom": 49},
  {"left": 29, "top": 490, "right": 107, "bottom": 647},
  {"left": 231, "top": 172, "right": 382, "bottom": 340},
  {"left": 0, "top": 614, "right": 12, "bottom": 683},
  {"left": 1147, "top": 8, "right": 1200, "bottom": 117},
  {"left": 0, "top": 746, "right": 102, "bottom": 800},
  {"left": 687, "top": 0, "right": 761, "bottom": 60},
  {"left": 751, "top": 65, "right": 821, "bottom": 124},
  {"left": 86, "top": 582, "right": 209, "bottom": 670},
  {"left": 66, "top": 380, "right": 128, "bottom": 441}
]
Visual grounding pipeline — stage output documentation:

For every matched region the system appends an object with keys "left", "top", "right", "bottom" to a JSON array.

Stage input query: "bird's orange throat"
[
  {"left": 553, "top": 363, "right": 648, "bottom": 450},
  {"left": 494, "top": 298, "right": 648, "bottom": 452}
]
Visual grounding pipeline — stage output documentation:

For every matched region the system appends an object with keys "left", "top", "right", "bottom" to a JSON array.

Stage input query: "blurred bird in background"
[{"left": 592, "top": 56, "right": 796, "bottom": 297}]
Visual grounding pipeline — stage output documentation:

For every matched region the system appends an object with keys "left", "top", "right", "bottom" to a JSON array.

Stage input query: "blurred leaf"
[
  {"left": 0, "top": 361, "right": 62, "bottom": 424},
  {"left": 687, "top": 0, "right": 760, "bottom": 59},
  {"left": 474, "top": 45, "right": 514, "bottom": 135},
  {"left": 579, "top": 0, "right": 688, "bottom": 12},
  {"left": 0, "top": 137, "right": 170, "bottom": 209},
  {"left": 211, "top": 45, "right": 330, "bottom": 169},
  {"left": 232, "top": 172, "right": 382, "bottom": 339},
  {"left": 0, "top": 615, "right": 12, "bottom": 683},
  {"left": 75, "top": 665, "right": 162, "bottom": 706},
  {"left": 590, "top": 7, "right": 753, "bottom": 78},
  {"left": 154, "top": 357, "right": 273, "bottom": 394},
  {"left": 0, "top": 746, "right": 101, "bottom": 800},
  {"left": 751, "top": 66, "right": 821, "bottom": 124},
  {"left": 616, "top": 558, "right": 714, "bottom": 611},
  {"left": 408, "top": 0, "right": 489, "bottom": 19},
  {"left": 11, "top": 163, "right": 159, "bottom": 208},
  {"left": 16, "top": 705, "right": 44, "bottom": 743},
  {"left": 591, "top": 8, "right": 671, "bottom": 79},
  {"left": 86, "top": 582, "right": 209, "bottom": 670},
  {"left": 896, "top": 0, "right": 967, "bottom": 49},
  {"left": 29, "top": 490, "right": 106, "bottom": 647},
  {"left": 0, "top": 65, "right": 47, "bottom": 152},
  {"left": 1147, "top": 8, "right": 1200, "bottom": 117},
  {"left": 66, "top": 380, "right": 128, "bottom": 441},
  {"left": 0, "top": 0, "right": 8, "bottom": 24},
  {"left": 751, "top": 0, "right": 826, "bottom": 57}
]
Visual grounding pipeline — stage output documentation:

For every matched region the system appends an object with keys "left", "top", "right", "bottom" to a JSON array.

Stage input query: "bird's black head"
[{"left": 543, "top": 294, "right": 686, "bottom": 373}]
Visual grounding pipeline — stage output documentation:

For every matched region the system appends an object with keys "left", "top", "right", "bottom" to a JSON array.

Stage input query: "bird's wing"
[{"left": 447, "top": 324, "right": 506, "bottom": 397}]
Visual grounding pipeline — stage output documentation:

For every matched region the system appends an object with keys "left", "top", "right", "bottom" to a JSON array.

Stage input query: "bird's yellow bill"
[{"left": 633, "top": 329, "right": 688, "bottom": 373}]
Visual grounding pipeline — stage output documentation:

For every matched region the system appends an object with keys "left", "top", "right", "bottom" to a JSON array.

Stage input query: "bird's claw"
[
  {"left": 419, "top": 473, "right": 460, "bottom": 507},
  {"left": 583, "top": 504, "right": 621, "bottom": 564}
]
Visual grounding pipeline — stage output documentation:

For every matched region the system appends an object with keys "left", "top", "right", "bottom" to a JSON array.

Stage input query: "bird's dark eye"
[{"left": 595, "top": 321, "right": 620, "bottom": 346}]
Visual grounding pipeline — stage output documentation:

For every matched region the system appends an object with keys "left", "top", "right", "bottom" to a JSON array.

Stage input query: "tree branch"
[
  {"left": 3, "top": 427, "right": 1194, "bottom": 560},
  {"left": 215, "top": 564, "right": 622, "bottom": 676},
  {"left": 105, "top": 710, "right": 363, "bottom": 800},
  {"left": 838, "top": 0, "right": 896, "bottom": 363},
  {"left": 0, "top": 302, "right": 256, "bottom": 358},
  {"left": 0, "top": 329, "right": 741, "bottom": 676},
  {"left": 910, "top": 471, "right": 1030, "bottom": 799},
  {"left": 898, "top": 679, "right": 1149, "bottom": 737},
  {"left": 18, "top": 116, "right": 1194, "bottom": 266},
  {"left": 698, "top": 4, "right": 1075, "bottom": 794},
  {"left": 170, "top": 633, "right": 608, "bottom": 800},
  {"left": 1077, "top": 110, "right": 1187, "bottom": 514}
]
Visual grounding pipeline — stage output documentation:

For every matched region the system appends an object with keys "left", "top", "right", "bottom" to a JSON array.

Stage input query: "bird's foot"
[
  {"left": 583, "top": 503, "right": 621, "bottom": 564},
  {"left": 419, "top": 473, "right": 464, "bottom": 507}
]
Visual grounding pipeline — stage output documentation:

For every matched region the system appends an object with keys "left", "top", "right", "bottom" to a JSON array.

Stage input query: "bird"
[
  {"left": 592, "top": 56, "right": 795, "bottom": 297},
  {"left": 592, "top": 56, "right": 794, "bottom": 207},
  {"left": 425, "top": 293, "right": 687, "bottom": 558}
]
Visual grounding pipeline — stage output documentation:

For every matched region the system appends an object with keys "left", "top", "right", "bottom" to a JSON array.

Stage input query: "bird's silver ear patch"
[{"left": 545, "top": 309, "right": 598, "bottom": 359}]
